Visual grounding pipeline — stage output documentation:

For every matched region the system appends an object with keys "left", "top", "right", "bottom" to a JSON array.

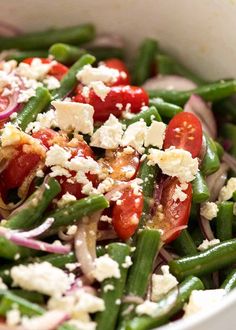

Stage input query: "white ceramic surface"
[{"left": 1, "top": 0, "right": 236, "bottom": 329}]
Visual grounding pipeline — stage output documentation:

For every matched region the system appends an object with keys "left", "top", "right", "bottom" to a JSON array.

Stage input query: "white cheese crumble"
[
  {"left": 52, "top": 100, "right": 94, "bottom": 135},
  {"left": 57, "top": 192, "right": 77, "bottom": 208},
  {"left": 45, "top": 144, "right": 71, "bottom": 167},
  {"left": 11, "top": 262, "right": 74, "bottom": 297},
  {"left": 104, "top": 284, "right": 115, "bottom": 292},
  {"left": 200, "top": 202, "right": 219, "bottom": 221},
  {"left": 100, "top": 215, "right": 112, "bottom": 224},
  {"left": 218, "top": 178, "right": 236, "bottom": 202},
  {"left": 6, "top": 308, "right": 21, "bottom": 326},
  {"left": 198, "top": 239, "right": 220, "bottom": 251},
  {"left": 0, "top": 277, "right": 7, "bottom": 290},
  {"left": 122, "top": 256, "right": 133, "bottom": 269},
  {"left": 25, "top": 109, "right": 57, "bottom": 133},
  {"left": 183, "top": 289, "right": 225, "bottom": 318},
  {"left": 144, "top": 121, "right": 166, "bottom": 149},
  {"left": 172, "top": 183, "right": 188, "bottom": 202},
  {"left": 148, "top": 147, "right": 198, "bottom": 183},
  {"left": 89, "top": 81, "right": 110, "bottom": 101},
  {"left": 122, "top": 121, "right": 147, "bottom": 154},
  {"left": 92, "top": 254, "right": 121, "bottom": 282},
  {"left": 43, "top": 75, "right": 60, "bottom": 90},
  {"left": 136, "top": 300, "right": 159, "bottom": 317},
  {"left": 90, "top": 114, "right": 124, "bottom": 149},
  {"left": 76, "top": 64, "right": 120, "bottom": 85},
  {"left": 151, "top": 265, "right": 178, "bottom": 302},
  {"left": 16, "top": 58, "right": 53, "bottom": 80},
  {"left": 1, "top": 123, "right": 23, "bottom": 147}
]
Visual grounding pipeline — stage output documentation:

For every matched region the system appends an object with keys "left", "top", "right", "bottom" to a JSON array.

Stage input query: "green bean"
[
  {"left": 44, "top": 194, "right": 109, "bottom": 233},
  {"left": 13, "top": 87, "right": 51, "bottom": 131},
  {"left": 132, "top": 39, "right": 158, "bottom": 85},
  {"left": 124, "top": 276, "right": 204, "bottom": 330},
  {"left": 201, "top": 134, "right": 220, "bottom": 176},
  {"left": 122, "top": 106, "right": 162, "bottom": 127},
  {"left": 0, "top": 24, "right": 95, "bottom": 50},
  {"left": 118, "top": 229, "right": 161, "bottom": 326},
  {"left": 0, "top": 290, "right": 44, "bottom": 316},
  {"left": 6, "top": 177, "right": 61, "bottom": 230},
  {"left": 0, "top": 237, "right": 37, "bottom": 260},
  {"left": 214, "top": 141, "right": 224, "bottom": 160},
  {"left": 156, "top": 53, "right": 205, "bottom": 86},
  {"left": 49, "top": 43, "right": 86, "bottom": 64},
  {"left": 192, "top": 171, "right": 210, "bottom": 203},
  {"left": 137, "top": 154, "right": 158, "bottom": 227},
  {"left": 169, "top": 238, "right": 236, "bottom": 281},
  {"left": 172, "top": 229, "right": 198, "bottom": 257},
  {"left": 214, "top": 99, "right": 236, "bottom": 123},
  {"left": 90, "top": 47, "right": 124, "bottom": 61},
  {"left": 6, "top": 50, "right": 48, "bottom": 62},
  {"left": 148, "top": 80, "right": 236, "bottom": 106},
  {"left": 95, "top": 243, "right": 131, "bottom": 330},
  {"left": 190, "top": 227, "right": 205, "bottom": 248},
  {"left": 216, "top": 202, "right": 234, "bottom": 241},
  {"left": 11, "top": 289, "right": 45, "bottom": 304},
  {"left": 221, "top": 269, "right": 236, "bottom": 292},
  {"left": 52, "top": 54, "right": 95, "bottom": 99},
  {"left": 149, "top": 98, "right": 183, "bottom": 118},
  {"left": 221, "top": 123, "right": 236, "bottom": 157},
  {"left": 58, "top": 324, "right": 77, "bottom": 330}
]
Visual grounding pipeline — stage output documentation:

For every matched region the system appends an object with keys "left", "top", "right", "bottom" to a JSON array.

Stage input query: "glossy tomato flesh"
[{"left": 103, "top": 58, "right": 131, "bottom": 85}]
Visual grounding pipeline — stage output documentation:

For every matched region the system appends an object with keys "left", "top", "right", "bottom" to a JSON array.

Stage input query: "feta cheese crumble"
[
  {"left": 144, "top": 121, "right": 166, "bottom": 149},
  {"left": 198, "top": 239, "right": 220, "bottom": 251},
  {"left": 151, "top": 265, "right": 178, "bottom": 302},
  {"left": 45, "top": 144, "right": 71, "bottom": 167},
  {"left": 200, "top": 202, "right": 219, "bottom": 220},
  {"left": 172, "top": 183, "right": 188, "bottom": 202},
  {"left": 183, "top": 289, "right": 225, "bottom": 317},
  {"left": 90, "top": 114, "right": 124, "bottom": 149},
  {"left": 218, "top": 178, "right": 236, "bottom": 202},
  {"left": 92, "top": 254, "right": 121, "bottom": 282},
  {"left": 136, "top": 300, "right": 159, "bottom": 317},
  {"left": 76, "top": 64, "right": 120, "bottom": 85},
  {"left": 122, "top": 256, "right": 133, "bottom": 269},
  {"left": 148, "top": 147, "right": 198, "bottom": 183},
  {"left": 52, "top": 100, "right": 94, "bottom": 135},
  {"left": 122, "top": 121, "right": 147, "bottom": 153},
  {"left": 11, "top": 262, "right": 74, "bottom": 297},
  {"left": 89, "top": 81, "right": 110, "bottom": 101}
]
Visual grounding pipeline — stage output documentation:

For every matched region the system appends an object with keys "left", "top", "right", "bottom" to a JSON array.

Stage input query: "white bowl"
[{"left": 1, "top": 0, "right": 236, "bottom": 329}]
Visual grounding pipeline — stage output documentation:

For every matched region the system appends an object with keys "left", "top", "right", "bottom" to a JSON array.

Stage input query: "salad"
[{"left": 0, "top": 23, "right": 235, "bottom": 330}]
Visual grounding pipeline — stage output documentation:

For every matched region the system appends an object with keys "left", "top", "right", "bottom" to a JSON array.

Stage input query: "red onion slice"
[
  {"left": 18, "top": 217, "right": 55, "bottom": 238},
  {"left": 184, "top": 94, "right": 217, "bottom": 139},
  {"left": 199, "top": 215, "right": 215, "bottom": 241},
  {"left": 0, "top": 21, "right": 22, "bottom": 36},
  {"left": 0, "top": 227, "right": 71, "bottom": 254},
  {"left": 0, "top": 92, "right": 21, "bottom": 121},
  {"left": 223, "top": 152, "right": 236, "bottom": 173},
  {"left": 206, "top": 163, "right": 229, "bottom": 202},
  {"left": 20, "top": 310, "right": 69, "bottom": 330},
  {"left": 142, "top": 75, "right": 197, "bottom": 91},
  {"left": 162, "top": 225, "right": 187, "bottom": 243}
]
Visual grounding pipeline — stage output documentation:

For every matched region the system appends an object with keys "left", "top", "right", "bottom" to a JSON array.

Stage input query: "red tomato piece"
[
  {"left": 71, "top": 141, "right": 95, "bottom": 159},
  {"left": 163, "top": 112, "right": 203, "bottom": 158},
  {"left": 22, "top": 57, "right": 68, "bottom": 80},
  {"left": 103, "top": 58, "right": 131, "bottom": 85},
  {"left": 32, "top": 128, "right": 59, "bottom": 149},
  {"left": 101, "top": 147, "right": 140, "bottom": 181},
  {"left": 73, "top": 85, "right": 149, "bottom": 122},
  {"left": 150, "top": 177, "right": 192, "bottom": 243},
  {"left": 112, "top": 186, "right": 143, "bottom": 240},
  {"left": 0, "top": 150, "right": 41, "bottom": 190},
  {"left": 0, "top": 95, "right": 9, "bottom": 113}
]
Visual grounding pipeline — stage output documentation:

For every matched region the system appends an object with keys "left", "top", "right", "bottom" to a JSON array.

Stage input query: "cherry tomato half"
[
  {"left": 112, "top": 186, "right": 143, "bottom": 240},
  {"left": 103, "top": 58, "right": 131, "bottom": 86},
  {"left": 163, "top": 112, "right": 203, "bottom": 158},
  {"left": 101, "top": 147, "right": 140, "bottom": 181},
  {"left": 22, "top": 57, "right": 68, "bottom": 80},
  {"left": 32, "top": 128, "right": 59, "bottom": 149},
  {"left": 150, "top": 177, "right": 192, "bottom": 243},
  {"left": 73, "top": 85, "right": 149, "bottom": 122}
]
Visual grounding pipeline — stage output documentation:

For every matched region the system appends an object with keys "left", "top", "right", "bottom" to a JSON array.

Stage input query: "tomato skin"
[
  {"left": 0, "top": 150, "right": 41, "bottom": 190},
  {"left": 151, "top": 177, "right": 192, "bottom": 243},
  {"left": 101, "top": 147, "right": 140, "bottom": 181},
  {"left": 32, "top": 128, "right": 59, "bottom": 149},
  {"left": 164, "top": 112, "right": 203, "bottom": 158},
  {"left": 103, "top": 59, "right": 131, "bottom": 86},
  {"left": 22, "top": 57, "right": 68, "bottom": 80},
  {"left": 73, "top": 85, "right": 149, "bottom": 122},
  {"left": 112, "top": 186, "right": 143, "bottom": 240}
]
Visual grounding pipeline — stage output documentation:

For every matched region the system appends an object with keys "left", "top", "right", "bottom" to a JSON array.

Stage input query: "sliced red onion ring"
[
  {"left": 97, "top": 229, "right": 118, "bottom": 241},
  {"left": 223, "top": 152, "right": 236, "bottom": 173},
  {"left": 84, "top": 33, "right": 124, "bottom": 49},
  {"left": 206, "top": 163, "right": 229, "bottom": 201},
  {"left": 159, "top": 247, "right": 174, "bottom": 262},
  {"left": 0, "top": 21, "right": 22, "bottom": 36},
  {"left": 18, "top": 217, "right": 55, "bottom": 238},
  {"left": 199, "top": 215, "right": 215, "bottom": 241},
  {"left": 0, "top": 227, "right": 71, "bottom": 254},
  {"left": 162, "top": 225, "right": 187, "bottom": 243},
  {"left": 184, "top": 94, "right": 217, "bottom": 139},
  {"left": 142, "top": 74, "right": 197, "bottom": 91},
  {"left": 0, "top": 92, "right": 21, "bottom": 121},
  {"left": 20, "top": 310, "right": 69, "bottom": 330}
]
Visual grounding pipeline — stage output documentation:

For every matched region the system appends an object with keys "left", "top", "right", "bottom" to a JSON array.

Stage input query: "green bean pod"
[
  {"left": 49, "top": 43, "right": 86, "bottom": 64},
  {"left": 132, "top": 39, "right": 158, "bottom": 85},
  {"left": 52, "top": 53, "right": 95, "bottom": 100},
  {"left": 0, "top": 24, "right": 95, "bottom": 50},
  {"left": 221, "top": 123, "right": 236, "bottom": 158},
  {"left": 216, "top": 201, "right": 234, "bottom": 241},
  {"left": 11, "top": 289, "right": 45, "bottom": 304},
  {"left": 14, "top": 87, "right": 51, "bottom": 131},
  {"left": 149, "top": 98, "right": 183, "bottom": 118},
  {"left": 122, "top": 106, "right": 162, "bottom": 127},
  {"left": 148, "top": 80, "right": 236, "bottom": 106},
  {"left": 0, "top": 237, "right": 37, "bottom": 260},
  {"left": 172, "top": 229, "right": 198, "bottom": 257},
  {"left": 169, "top": 238, "right": 236, "bottom": 280},
  {"left": 6, "top": 177, "right": 61, "bottom": 230},
  {"left": 221, "top": 269, "right": 236, "bottom": 292},
  {"left": 191, "top": 171, "right": 210, "bottom": 203},
  {"left": 200, "top": 134, "right": 220, "bottom": 176},
  {"left": 95, "top": 243, "right": 131, "bottom": 330},
  {"left": 125, "top": 276, "right": 204, "bottom": 330},
  {"left": 90, "top": 47, "right": 125, "bottom": 61}
]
